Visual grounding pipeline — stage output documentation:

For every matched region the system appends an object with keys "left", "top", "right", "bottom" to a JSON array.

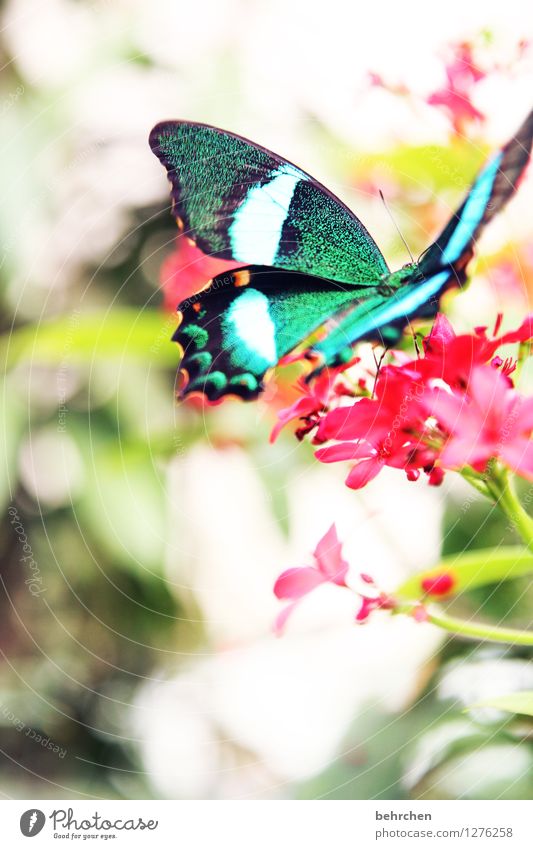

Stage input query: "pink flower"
[
  {"left": 270, "top": 361, "right": 358, "bottom": 443},
  {"left": 315, "top": 432, "right": 435, "bottom": 490},
  {"left": 426, "top": 41, "right": 486, "bottom": 134},
  {"left": 419, "top": 313, "right": 533, "bottom": 389},
  {"left": 273, "top": 524, "right": 349, "bottom": 633},
  {"left": 277, "top": 312, "right": 533, "bottom": 490},
  {"left": 355, "top": 574, "right": 396, "bottom": 622},
  {"left": 310, "top": 313, "right": 533, "bottom": 489},
  {"left": 422, "top": 312, "right": 457, "bottom": 356},
  {"left": 160, "top": 235, "right": 238, "bottom": 312},
  {"left": 273, "top": 530, "right": 399, "bottom": 631},
  {"left": 427, "top": 366, "right": 533, "bottom": 477},
  {"left": 314, "top": 365, "right": 436, "bottom": 488}
]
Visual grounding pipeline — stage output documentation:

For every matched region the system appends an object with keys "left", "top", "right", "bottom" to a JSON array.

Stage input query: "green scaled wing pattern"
[{"left": 150, "top": 121, "right": 389, "bottom": 285}]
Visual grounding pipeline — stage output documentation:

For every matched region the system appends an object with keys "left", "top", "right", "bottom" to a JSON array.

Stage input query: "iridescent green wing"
[
  {"left": 150, "top": 121, "right": 389, "bottom": 285},
  {"left": 311, "top": 269, "right": 452, "bottom": 369},
  {"left": 313, "top": 107, "right": 533, "bottom": 369},
  {"left": 174, "top": 265, "right": 379, "bottom": 400}
]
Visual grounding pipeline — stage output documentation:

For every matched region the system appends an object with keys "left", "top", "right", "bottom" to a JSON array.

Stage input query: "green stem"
[
  {"left": 393, "top": 467, "right": 533, "bottom": 645},
  {"left": 423, "top": 465, "right": 533, "bottom": 645},
  {"left": 460, "top": 467, "right": 491, "bottom": 498},
  {"left": 489, "top": 467, "right": 533, "bottom": 554},
  {"left": 425, "top": 606, "right": 533, "bottom": 646}
]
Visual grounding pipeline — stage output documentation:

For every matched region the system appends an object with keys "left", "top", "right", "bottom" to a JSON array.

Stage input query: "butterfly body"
[{"left": 150, "top": 110, "right": 533, "bottom": 401}]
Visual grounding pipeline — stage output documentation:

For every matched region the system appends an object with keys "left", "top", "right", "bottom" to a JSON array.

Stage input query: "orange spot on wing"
[
  {"left": 176, "top": 367, "right": 189, "bottom": 397},
  {"left": 233, "top": 269, "right": 251, "bottom": 287}
]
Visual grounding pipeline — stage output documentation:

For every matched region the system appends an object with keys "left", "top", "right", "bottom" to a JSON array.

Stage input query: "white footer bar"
[{"left": 2, "top": 799, "right": 532, "bottom": 847}]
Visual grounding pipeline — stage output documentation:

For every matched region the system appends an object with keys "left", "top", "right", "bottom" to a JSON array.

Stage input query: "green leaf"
[
  {"left": 0, "top": 308, "right": 179, "bottom": 370},
  {"left": 468, "top": 692, "right": 533, "bottom": 717},
  {"left": 396, "top": 547, "right": 533, "bottom": 600}
]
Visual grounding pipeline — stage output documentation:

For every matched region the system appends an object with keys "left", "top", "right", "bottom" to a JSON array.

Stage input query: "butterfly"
[{"left": 150, "top": 109, "right": 533, "bottom": 401}]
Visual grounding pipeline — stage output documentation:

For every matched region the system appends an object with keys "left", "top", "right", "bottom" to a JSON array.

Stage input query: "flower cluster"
[
  {"left": 369, "top": 39, "right": 487, "bottom": 134},
  {"left": 273, "top": 524, "right": 396, "bottom": 632},
  {"left": 273, "top": 524, "right": 459, "bottom": 631},
  {"left": 426, "top": 41, "right": 486, "bottom": 134},
  {"left": 272, "top": 314, "right": 533, "bottom": 491},
  {"left": 370, "top": 38, "right": 530, "bottom": 136},
  {"left": 269, "top": 357, "right": 359, "bottom": 443}
]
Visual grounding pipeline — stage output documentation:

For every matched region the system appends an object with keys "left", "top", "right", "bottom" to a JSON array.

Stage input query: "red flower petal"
[
  {"left": 315, "top": 441, "right": 373, "bottom": 464},
  {"left": 345, "top": 457, "right": 384, "bottom": 489},
  {"left": 499, "top": 315, "right": 533, "bottom": 344},
  {"left": 316, "top": 399, "right": 382, "bottom": 442},
  {"left": 273, "top": 566, "right": 325, "bottom": 600},
  {"left": 270, "top": 396, "right": 319, "bottom": 443},
  {"left": 313, "top": 524, "right": 349, "bottom": 585},
  {"left": 501, "top": 439, "right": 533, "bottom": 479},
  {"left": 423, "top": 312, "right": 456, "bottom": 356}
]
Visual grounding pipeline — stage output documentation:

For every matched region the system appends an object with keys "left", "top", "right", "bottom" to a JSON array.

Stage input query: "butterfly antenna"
[
  {"left": 379, "top": 190, "right": 415, "bottom": 264},
  {"left": 371, "top": 346, "right": 387, "bottom": 398},
  {"left": 411, "top": 327, "right": 421, "bottom": 359}
]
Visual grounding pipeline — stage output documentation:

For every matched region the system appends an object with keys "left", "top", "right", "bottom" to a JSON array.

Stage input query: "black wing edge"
[{"left": 420, "top": 106, "right": 533, "bottom": 277}]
